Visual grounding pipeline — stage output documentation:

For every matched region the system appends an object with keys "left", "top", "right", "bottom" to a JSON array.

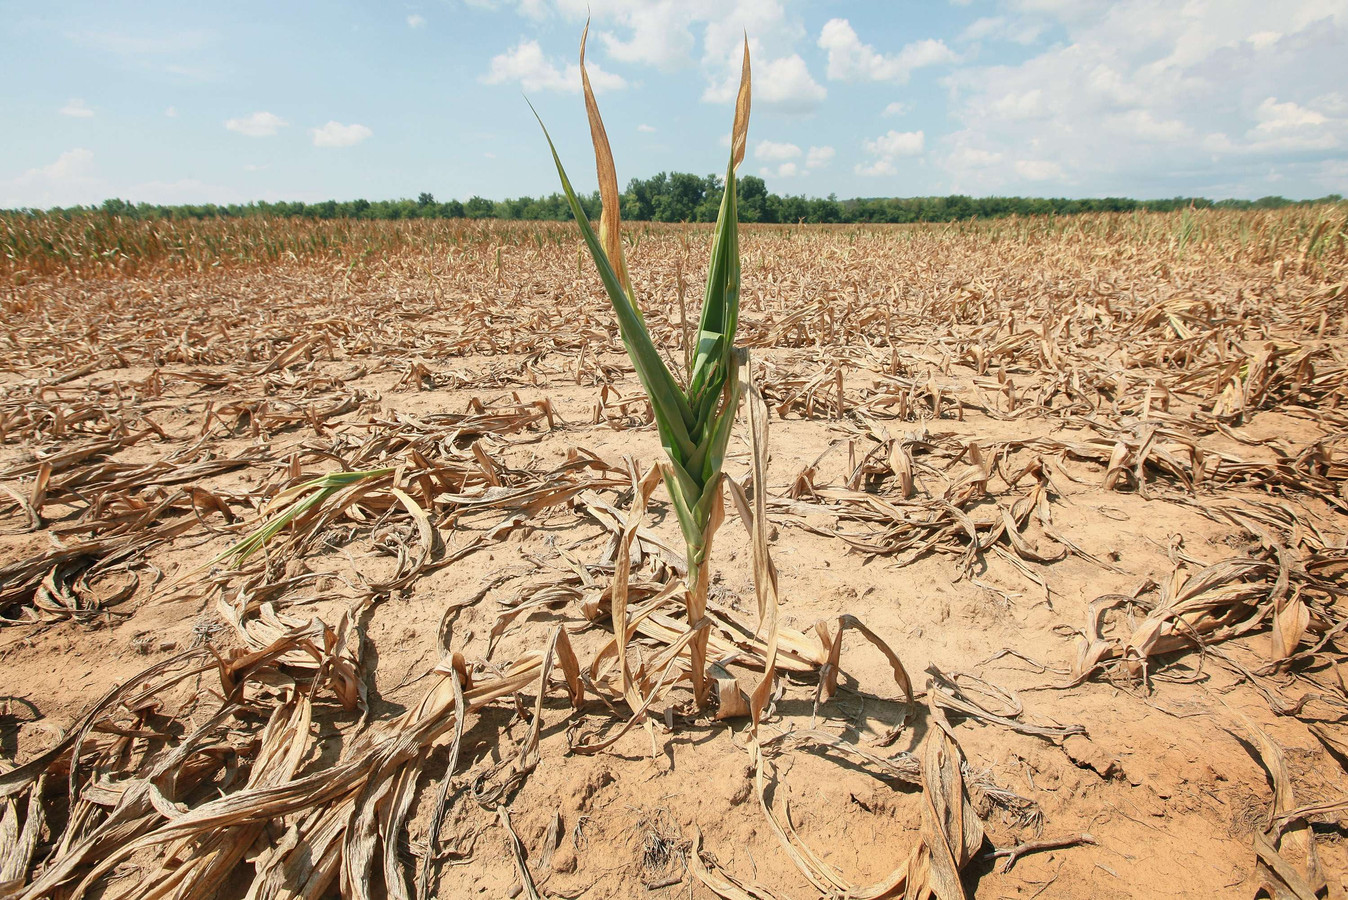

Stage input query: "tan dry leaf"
[
  {"left": 1270, "top": 593, "right": 1311, "bottom": 661},
  {"left": 579, "top": 21, "right": 631, "bottom": 301},
  {"left": 730, "top": 37, "right": 751, "bottom": 171}
]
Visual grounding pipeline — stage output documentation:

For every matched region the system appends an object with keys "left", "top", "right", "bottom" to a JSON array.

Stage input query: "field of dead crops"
[{"left": 1, "top": 207, "right": 1346, "bottom": 899}]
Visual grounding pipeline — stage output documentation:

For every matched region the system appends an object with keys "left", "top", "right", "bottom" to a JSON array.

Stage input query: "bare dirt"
[{"left": 1, "top": 216, "right": 1345, "bottom": 899}]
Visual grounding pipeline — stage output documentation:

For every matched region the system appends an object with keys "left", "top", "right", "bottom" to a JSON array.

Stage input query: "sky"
[{"left": 2, "top": 0, "right": 1347, "bottom": 209}]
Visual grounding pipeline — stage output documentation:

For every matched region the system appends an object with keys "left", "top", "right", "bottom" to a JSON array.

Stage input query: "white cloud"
[
  {"left": 696, "top": 0, "right": 802, "bottom": 67},
  {"left": 1014, "top": 159, "right": 1064, "bottom": 180},
  {"left": 164, "top": 106, "right": 178, "bottom": 118},
  {"left": 883, "top": 101, "right": 910, "bottom": 117},
  {"left": 481, "top": 3, "right": 821, "bottom": 113},
  {"left": 806, "top": 145, "right": 835, "bottom": 168},
  {"left": 596, "top": 1, "right": 697, "bottom": 70},
  {"left": 1105, "top": 109, "right": 1191, "bottom": 142},
  {"left": 0, "top": 148, "right": 303, "bottom": 209},
  {"left": 867, "top": 130, "right": 925, "bottom": 157},
  {"left": 1315, "top": 158, "right": 1348, "bottom": 190},
  {"left": 1248, "top": 30, "right": 1282, "bottom": 50},
  {"left": 948, "top": 147, "right": 1003, "bottom": 169},
  {"left": 1254, "top": 97, "right": 1328, "bottom": 133},
  {"left": 310, "top": 121, "right": 373, "bottom": 147},
  {"left": 758, "top": 55, "right": 826, "bottom": 111},
  {"left": 482, "top": 39, "right": 626, "bottom": 93},
  {"left": 705, "top": 51, "right": 824, "bottom": 112},
  {"left": 406, "top": 13, "right": 427, "bottom": 28},
  {"left": 961, "top": 17, "right": 1006, "bottom": 42},
  {"left": 1313, "top": 92, "right": 1348, "bottom": 115},
  {"left": 756, "top": 143, "right": 833, "bottom": 179},
  {"left": 960, "top": 15, "right": 1044, "bottom": 45},
  {"left": 856, "top": 159, "right": 897, "bottom": 177},
  {"left": 857, "top": 129, "right": 924, "bottom": 176},
  {"left": 2, "top": 149, "right": 98, "bottom": 207},
  {"left": 59, "top": 99, "right": 94, "bottom": 118},
  {"left": 637, "top": 123, "right": 657, "bottom": 133},
  {"left": 761, "top": 161, "right": 800, "bottom": 178},
  {"left": 225, "top": 111, "right": 287, "bottom": 137},
  {"left": 542, "top": 0, "right": 802, "bottom": 76},
  {"left": 819, "top": 19, "right": 957, "bottom": 83},
  {"left": 406, "top": 0, "right": 1344, "bottom": 197},
  {"left": 755, "top": 140, "right": 802, "bottom": 162},
  {"left": 938, "top": 0, "right": 1348, "bottom": 195},
  {"left": 989, "top": 89, "right": 1047, "bottom": 121},
  {"left": 1200, "top": 95, "right": 1341, "bottom": 155}
]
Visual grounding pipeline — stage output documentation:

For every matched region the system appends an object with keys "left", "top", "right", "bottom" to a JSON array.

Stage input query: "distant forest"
[{"left": 13, "top": 172, "right": 1344, "bottom": 224}]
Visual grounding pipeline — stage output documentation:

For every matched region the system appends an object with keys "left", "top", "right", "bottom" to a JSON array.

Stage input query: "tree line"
[{"left": 15, "top": 173, "right": 1344, "bottom": 224}]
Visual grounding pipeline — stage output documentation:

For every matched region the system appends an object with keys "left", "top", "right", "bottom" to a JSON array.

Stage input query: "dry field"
[{"left": 0, "top": 208, "right": 1346, "bottom": 899}]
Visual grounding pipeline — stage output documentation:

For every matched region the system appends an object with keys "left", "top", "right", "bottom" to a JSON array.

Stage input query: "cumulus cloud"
[
  {"left": 1014, "top": 159, "right": 1064, "bottom": 181},
  {"left": 2, "top": 148, "right": 98, "bottom": 207},
  {"left": 755, "top": 141, "right": 834, "bottom": 178},
  {"left": 473, "top": 3, "right": 823, "bottom": 112},
  {"left": 547, "top": 1, "right": 826, "bottom": 111},
  {"left": 481, "top": 39, "right": 626, "bottom": 93},
  {"left": 2, "top": 150, "right": 248, "bottom": 208},
  {"left": 806, "top": 145, "right": 835, "bottom": 168},
  {"left": 1312, "top": 92, "right": 1348, "bottom": 115},
  {"left": 1254, "top": 97, "right": 1329, "bottom": 133},
  {"left": 59, "top": 99, "right": 94, "bottom": 118},
  {"left": 855, "top": 160, "right": 896, "bottom": 177},
  {"left": 406, "top": 14, "right": 426, "bottom": 28},
  {"left": 165, "top": 106, "right": 178, "bottom": 118},
  {"left": 0, "top": 147, "right": 301, "bottom": 209},
  {"left": 961, "top": 17, "right": 1004, "bottom": 42},
  {"left": 637, "top": 123, "right": 657, "bottom": 133},
  {"left": 939, "top": 0, "right": 1348, "bottom": 195},
  {"left": 819, "top": 19, "right": 956, "bottom": 83},
  {"left": 1105, "top": 109, "right": 1191, "bottom": 142},
  {"left": 595, "top": 1, "right": 696, "bottom": 71},
  {"left": 856, "top": 130, "right": 924, "bottom": 176},
  {"left": 959, "top": 16, "right": 1045, "bottom": 45},
  {"left": 867, "top": 130, "right": 925, "bottom": 157},
  {"left": 755, "top": 55, "right": 826, "bottom": 111},
  {"left": 754, "top": 140, "right": 801, "bottom": 163},
  {"left": 704, "top": 51, "right": 825, "bottom": 113},
  {"left": 405, "top": 0, "right": 1345, "bottom": 197},
  {"left": 310, "top": 121, "right": 373, "bottom": 147},
  {"left": 946, "top": 147, "right": 1003, "bottom": 169},
  {"left": 225, "top": 111, "right": 287, "bottom": 137}
]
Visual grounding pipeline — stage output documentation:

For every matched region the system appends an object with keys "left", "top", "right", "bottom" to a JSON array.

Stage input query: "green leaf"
[{"left": 530, "top": 103, "right": 697, "bottom": 462}]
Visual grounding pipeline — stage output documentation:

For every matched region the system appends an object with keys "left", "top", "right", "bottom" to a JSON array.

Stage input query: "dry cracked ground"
[{"left": 1, "top": 212, "right": 1346, "bottom": 899}]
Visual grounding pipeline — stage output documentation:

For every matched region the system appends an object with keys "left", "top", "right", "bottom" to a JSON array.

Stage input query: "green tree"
[{"left": 464, "top": 196, "right": 494, "bottom": 218}]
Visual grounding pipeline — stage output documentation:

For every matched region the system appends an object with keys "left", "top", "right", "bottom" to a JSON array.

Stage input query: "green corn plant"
[
  {"left": 534, "top": 27, "right": 751, "bottom": 707},
  {"left": 207, "top": 467, "right": 395, "bottom": 569}
]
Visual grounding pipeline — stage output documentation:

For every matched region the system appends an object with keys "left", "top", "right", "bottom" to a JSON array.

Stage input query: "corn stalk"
[{"left": 535, "top": 27, "right": 752, "bottom": 706}]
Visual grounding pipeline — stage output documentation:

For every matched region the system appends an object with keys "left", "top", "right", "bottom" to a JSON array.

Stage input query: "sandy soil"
[{"left": 1, "top": 219, "right": 1345, "bottom": 899}]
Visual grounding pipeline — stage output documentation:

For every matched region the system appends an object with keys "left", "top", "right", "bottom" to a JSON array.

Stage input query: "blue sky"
[{"left": 2, "top": 0, "right": 1346, "bottom": 208}]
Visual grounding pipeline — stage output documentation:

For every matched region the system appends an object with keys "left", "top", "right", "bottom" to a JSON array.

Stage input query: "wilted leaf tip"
[
  {"left": 731, "top": 36, "right": 752, "bottom": 171},
  {"left": 579, "top": 19, "right": 632, "bottom": 300}
]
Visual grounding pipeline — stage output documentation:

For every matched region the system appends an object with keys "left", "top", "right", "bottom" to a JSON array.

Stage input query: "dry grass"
[{"left": 0, "top": 206, "right": 1344, "bottom": 899}]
